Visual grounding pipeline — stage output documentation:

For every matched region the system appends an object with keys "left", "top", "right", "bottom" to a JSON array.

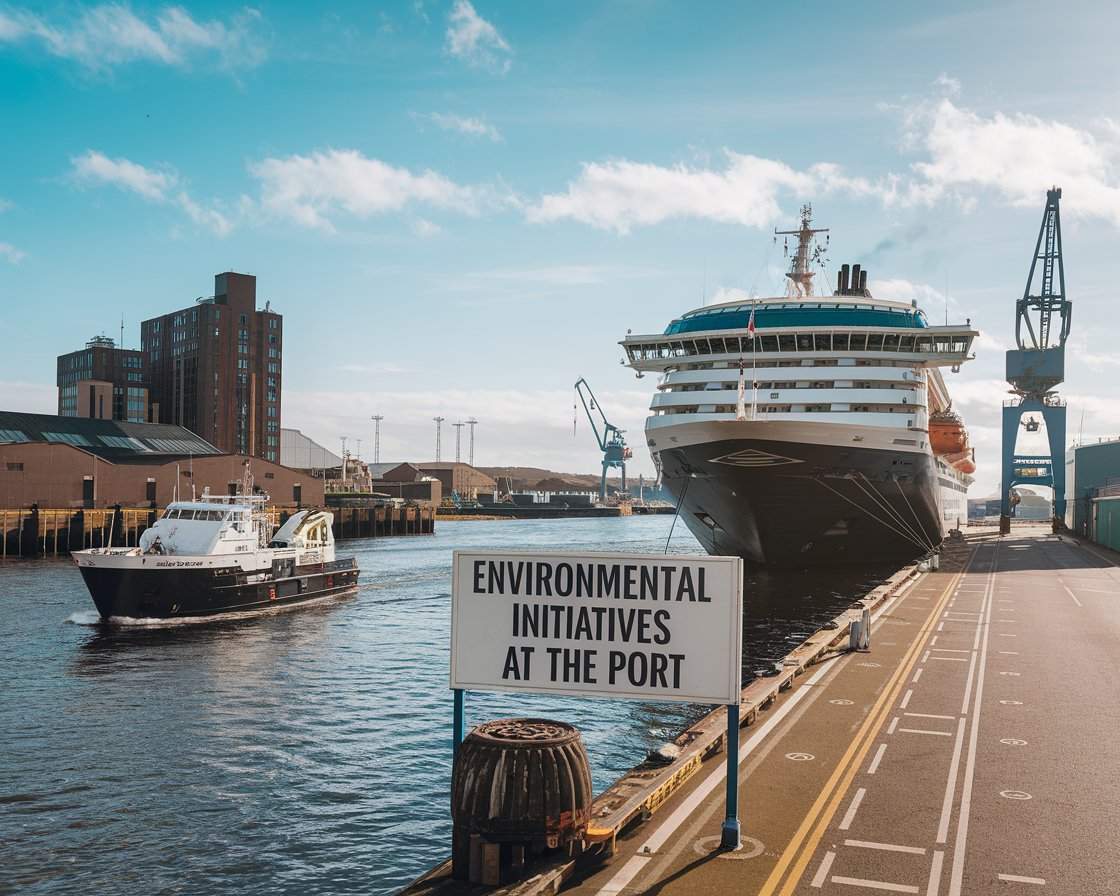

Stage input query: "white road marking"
[
  {"left": 904, "top": 712, "right": 954, "bottom": 719},
  {"left": 930, "top": 656, "right": 968, "bottom": 662},
  {"left": 899, "top": 728, "right": 953, "bottom": 737},
  {"left": 927, "top": 850, "right": 944, "bottom": 896},
  {"left": 999, "top": 651, "right": 1019, "bottom": 655},
  {"left": 867, "top": 743, "right": 887, "bottom": 775},
  {"left": 811, "top": 850, "right": 836, "bottom": 888},
  {"left": 997, "top": 873, "right": 1045, "bottom": 884},
  {"left": 838, "top": 787, "right": 866, "bottom": 830},
  {"left": 831, "top": 876, "right": 918, "bottom": 893},
  {"left": 922, "top": 650, "right": 930, "bottom": 662},
  {"left": 937, "top": 718, "right": 968, "bottom": 843},
  {"left": 900, "top": 689, "right": 913, "bottom": 709},
  {"left": 888, "top": 717, "right": 899, "bottom": 734},
  {"left": 948, "top": 550, "right": 997, "bottom": 896},
  {"left": 1074, "top": 588, "right": 1118, "bottom": 594},
  {"left": 845, "top": 839, "right": 927, "bottom": 854},
  {"left": 930, "top": 636, "right": 938, "bottom": 646},
  {"left": 998, "top": 633, "right": 1017, "bottom": 638},
  {"left": 936, "top": 622, "right": 944, "bottom": 632},
  {"left": 1061, "top": 584, "right": 1083, "bottom": 607},
  {"left": 931, "top": 648, "right": 970, "bottom": 653},
  {"left": 913, "top": 668, "right": 924, "bottom": 683}
]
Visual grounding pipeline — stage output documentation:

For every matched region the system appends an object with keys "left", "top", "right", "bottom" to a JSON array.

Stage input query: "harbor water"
[{"left": 1, "top": 515, "right": 896, "bottom": 896}]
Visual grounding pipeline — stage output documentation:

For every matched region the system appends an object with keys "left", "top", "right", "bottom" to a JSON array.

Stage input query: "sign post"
[{"left": 450, "top": 551, "right": 744, "bottom": 843}]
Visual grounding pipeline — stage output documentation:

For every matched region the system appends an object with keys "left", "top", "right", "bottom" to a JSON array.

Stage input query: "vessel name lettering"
[
  {"left": 472, "top": 560, "right": 710, "bottom": 602},
  {"left": 154, "top": 560, "right": 204, "bottom": 568},
  {"left": 511, "top": 602, "right": 671, "bottom": 644}
]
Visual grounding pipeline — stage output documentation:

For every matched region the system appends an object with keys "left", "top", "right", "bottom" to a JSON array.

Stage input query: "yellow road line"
[{"left": 758, "top": 570, "right": 963, "bottom": 896}]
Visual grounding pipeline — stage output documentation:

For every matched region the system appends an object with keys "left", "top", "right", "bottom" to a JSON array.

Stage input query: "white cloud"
[
  {"left": 70, "top": 150, "right": 231, "bottom": 235},
  {"left": 0, "top": 242, "right": 26, "bottom": 264},
  {"left": 526, "top": 151, "right": 877, "bottom": 235},
  {"left": 249, "top": 148, "right": 496, "bottom": 230},
  {"left": 0, "top": 4, "right": 267, "bottom": 73},
  {"left": 445, "top": 0, "right": 510, "bottom": 73},
  {"left": 412, "top": 218, "right": 442, "bottom": 237},
  {"left": 708, "top": 286, "right": 751, "bottom": 305},
  {"left": 429, "top": 112, "right": 502, "bottom": 142},
  {"left": 898, "top": 98, "right": 1120, "bottom": 224},
  {"left": 0, "top": 197, "right": 14, "bottom": 212}
]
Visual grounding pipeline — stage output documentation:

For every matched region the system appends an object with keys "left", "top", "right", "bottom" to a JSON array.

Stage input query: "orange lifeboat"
[
  {"left": 929, "top": 409, "right": 967, "bottom": 456},
  {"left": 952, "top": 449, "right": 976, "bottom": 475}
]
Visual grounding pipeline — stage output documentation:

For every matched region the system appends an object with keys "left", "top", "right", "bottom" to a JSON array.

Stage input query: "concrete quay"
[{"left": 558, "top": 525, "right": 1120, "bottom": 895}]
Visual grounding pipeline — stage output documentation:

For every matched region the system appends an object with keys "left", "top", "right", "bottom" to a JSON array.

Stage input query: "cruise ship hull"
[
  {"left": 76, "top": 557, "right": 360, "bottom": 620},
  {"left": 651, "top": 420, "right": 950, "bottom": 567}
]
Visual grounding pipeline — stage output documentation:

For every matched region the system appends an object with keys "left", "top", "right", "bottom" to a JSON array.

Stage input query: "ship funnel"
[
  {"left": 850, "top": 264, "right": 862, "bottom": 295},
  {"left": 838, "top": 263, "right": 850, "bottom": 294},
  {"left": 859, "top": 269, "right": 868, "bottom": 295}
]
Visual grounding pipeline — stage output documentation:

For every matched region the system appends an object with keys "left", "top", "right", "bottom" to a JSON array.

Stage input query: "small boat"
[{"left": 74, "top": 479, "right": 359, "bottom": 621}]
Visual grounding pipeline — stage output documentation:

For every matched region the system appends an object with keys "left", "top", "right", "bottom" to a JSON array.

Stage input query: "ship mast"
[{"left": 775, "top": 204, "right": 829, "bottom": 298}]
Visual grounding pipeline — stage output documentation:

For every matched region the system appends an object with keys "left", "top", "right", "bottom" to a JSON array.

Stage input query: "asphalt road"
[{"left": 566, "top": 526, "right": 1120, "bottom": 895}]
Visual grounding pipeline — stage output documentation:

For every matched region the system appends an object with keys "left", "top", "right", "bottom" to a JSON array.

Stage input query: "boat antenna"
[{"left": 775, "top": 204, "right": 829, "bottom": 298}]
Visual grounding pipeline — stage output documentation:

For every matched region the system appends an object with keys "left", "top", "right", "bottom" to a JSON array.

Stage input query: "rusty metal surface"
[{"left": 451, "top": 718, "right": 593, "bottom": 881}]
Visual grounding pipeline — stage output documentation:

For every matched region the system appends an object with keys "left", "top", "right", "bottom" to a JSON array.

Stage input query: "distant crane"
[
  {"left": 1000, "top": 187, "right": 1071, "bottom": 533},
  {"left": 574, "top": 377, "right": 633, "bottom": 503},
  {"left": 434, "top": 416, "right": 444, "bottom": 462},
  {"left": 453, "top": 421, "right": 465, "bottom": 462}
]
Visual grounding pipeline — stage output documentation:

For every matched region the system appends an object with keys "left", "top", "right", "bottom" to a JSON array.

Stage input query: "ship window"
[
  {"left": 916, "top": 337, "right": 933, "bottom": 352},
  {"left": 899, "top": 335, "right": 915, "bottom": 351},
  {"left": 778, "top": 335, "right": 796, "bottom": 351},
  {"left": 850, "top": 334, "right": 867, "bottom": 351},
  {"left": 884, "top": 334, "right": 900, "bottom": 350},
  {"left": 815, "top": 334, "right": 831, "bottom": 350},
  {"left": 867, "top": 334, "right": 885, "bottom": 351},
  {"left": 833, "top": 333, "right": 849, "bottom": 351},
  {"left": 760, "top": 335, "right": 779, "bottom": 352},
  {"left": 797, "top": 335, "right": 813, "bottom": 351}
]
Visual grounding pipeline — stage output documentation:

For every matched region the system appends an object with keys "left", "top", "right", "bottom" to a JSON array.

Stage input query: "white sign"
[{"left": 450, "top": 551, "right": 743, "bottom": 704}]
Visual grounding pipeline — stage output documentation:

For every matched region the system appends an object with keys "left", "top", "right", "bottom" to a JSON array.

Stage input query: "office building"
[
  {"left": 57, "top": 336, "right": 148, "bottom": 423},
  {"left": 141, "top": 272, "right": 281, "bottom": 461}
]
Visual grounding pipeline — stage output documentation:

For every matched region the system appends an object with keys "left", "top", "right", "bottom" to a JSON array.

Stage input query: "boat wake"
[
  {"left": 100, "top": 590, "right": 358, "bottom": 628},
  {"left": 66, "top": 611, "right": 104, "bottom": 626}
]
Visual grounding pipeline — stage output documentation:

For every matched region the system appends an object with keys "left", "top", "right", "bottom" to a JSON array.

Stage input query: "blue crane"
[
  {"left": 1000, "top": 187, "right": 1071, "bottom": 532},
  {"left": 574, "top": 377, "right": 633, "bottom": 503}
]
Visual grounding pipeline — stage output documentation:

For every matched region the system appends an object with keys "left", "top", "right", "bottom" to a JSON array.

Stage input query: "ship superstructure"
[{"left": 621, "top": 206, "right": 978, "bottom": 566}]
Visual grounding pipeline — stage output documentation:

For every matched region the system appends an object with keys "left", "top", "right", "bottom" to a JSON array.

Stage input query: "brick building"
[
  {"left": 57, "top": 336, "right": 149, "bottom": 423},
  {"left": 141, "top": 272, "right": 281, "bottom": 461},
  {"left": 0, "top": 411, "right": 319, "bottom": 509}
]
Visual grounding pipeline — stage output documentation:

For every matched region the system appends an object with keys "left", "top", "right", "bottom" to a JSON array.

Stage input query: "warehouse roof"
[{"left": 0, "top": 410, "right": 222, "bottom": 461}]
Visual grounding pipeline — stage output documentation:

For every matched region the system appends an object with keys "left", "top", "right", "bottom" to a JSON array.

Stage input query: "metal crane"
[
  {"left": 574, "top": 377, "right": 633, "bottom": 503},
  {"left": 1000, "top": 187, "right": 1071, "bottom": 533}
]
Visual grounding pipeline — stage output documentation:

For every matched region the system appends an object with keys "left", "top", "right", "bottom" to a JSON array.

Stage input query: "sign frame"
[{"left": 450, "top": 549, "right": 743, "bottom": 705}]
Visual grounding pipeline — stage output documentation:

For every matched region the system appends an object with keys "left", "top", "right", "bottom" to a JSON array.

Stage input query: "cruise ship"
[{"left": 621, "top": 206, "right": 977, "bottom": 567}]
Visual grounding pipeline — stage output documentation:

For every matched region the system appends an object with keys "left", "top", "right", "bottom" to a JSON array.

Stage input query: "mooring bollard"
[
  {"left": 850, "top": 606, "right": 871, "bottom": 652},
  {"left": 450, "top": 719, "right": 592, "bottom": 885}
]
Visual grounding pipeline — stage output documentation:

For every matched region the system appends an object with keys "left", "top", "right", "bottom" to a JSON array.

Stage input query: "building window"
[
  {"left": 269, "top": 318, "right": 278, "bottom": 329},
  {"left": 5, "top": 462, "right": 23, "bottom": 471}
]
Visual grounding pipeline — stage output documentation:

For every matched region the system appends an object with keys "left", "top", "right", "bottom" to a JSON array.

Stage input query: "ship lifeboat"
[
  {"left": 929, "top": 409, "right": 967, "bottom": 456},
  {"left": 952, "top": 449, "right": 976, "bottom": 475}
]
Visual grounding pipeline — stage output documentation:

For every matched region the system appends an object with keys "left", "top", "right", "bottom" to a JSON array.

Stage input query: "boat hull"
[
  {"left": 76, "top": 558, "right": 360, "bottom": 620},
  {"left": 653, "top": 423, "right": 947, "bottom": 567}
]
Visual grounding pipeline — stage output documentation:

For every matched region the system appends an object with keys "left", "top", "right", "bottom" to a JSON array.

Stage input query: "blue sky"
[{"left": 2, "top": 1, "right": 1120, "bottom": 497}]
